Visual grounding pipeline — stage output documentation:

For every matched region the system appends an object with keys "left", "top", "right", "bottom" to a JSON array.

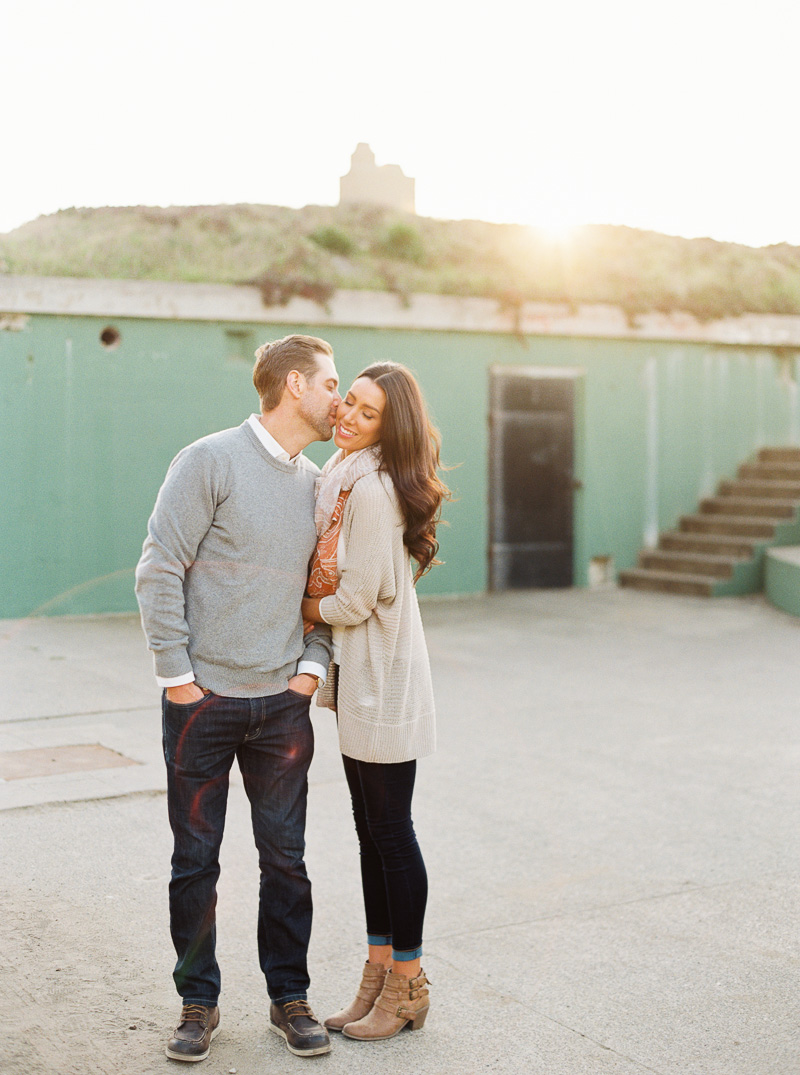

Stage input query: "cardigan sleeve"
[{"left": 318, "top": 474, "right": 403, "bottom": 628}]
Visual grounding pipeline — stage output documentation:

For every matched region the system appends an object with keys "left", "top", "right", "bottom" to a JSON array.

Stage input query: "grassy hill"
[{"left": 3, "top": 203, "right": 800, "bottom": 323}]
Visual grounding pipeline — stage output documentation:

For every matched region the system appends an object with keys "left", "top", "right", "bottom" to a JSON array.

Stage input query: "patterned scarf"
[{"left": 308, "top": 445, "right": 382, "bottom": 596}]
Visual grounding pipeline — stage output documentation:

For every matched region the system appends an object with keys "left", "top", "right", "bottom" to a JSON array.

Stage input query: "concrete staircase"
[{"left": 619, "top": 447, "right": 800, "bottom": 596}]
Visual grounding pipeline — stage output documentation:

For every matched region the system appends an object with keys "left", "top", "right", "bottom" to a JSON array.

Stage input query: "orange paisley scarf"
[{"left": 308, "top": 446, "right": 382, "bottom": 597}]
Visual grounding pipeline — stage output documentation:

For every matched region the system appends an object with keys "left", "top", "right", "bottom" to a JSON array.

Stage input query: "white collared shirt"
[
  {"left": 157, "top": 416, "right": 326, "bottom": 689},
  {"left": 246, "top": 413, "right": 297, "bottom": 463}
]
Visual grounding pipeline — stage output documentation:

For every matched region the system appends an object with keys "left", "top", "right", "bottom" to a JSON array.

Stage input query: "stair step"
[
  {"left": 700, "top": 496, "right": 798, "bottom": 518},
  {"left": 639, "top": 550, "right": 739, "bottom": 578},
  {"left": 659, "top": 531, "right": 759, "bottom": 557},
  {"left": 718, "top": 478, "right": 800, "bottom": 499},
  {"left": 620, "top": 447, "right": 800, "bottom": 599},
  {"left": 619, "top": 568, "right": 714, "bottom": 597},
  {"left": 680, "top": 514, "right": 782, "bottom": 538},
  {"left": 758, "top": 446, "right": 800, "bottom": 464},
  {"left": 739, "top": 462, "right": 800, "bottom": 482}
]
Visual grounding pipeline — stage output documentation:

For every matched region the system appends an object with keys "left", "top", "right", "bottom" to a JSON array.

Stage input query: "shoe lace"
[
  {"left": 180, "top": 1004, "right": 210, "bottom": 1027},
  {"left": 282, "top": 1000, "right": 315, "bottom": 1020}
]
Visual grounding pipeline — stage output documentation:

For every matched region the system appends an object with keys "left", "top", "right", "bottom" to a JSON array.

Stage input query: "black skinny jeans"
[{"left": 341, "top": 753, "right": 428, "bottom": 960}]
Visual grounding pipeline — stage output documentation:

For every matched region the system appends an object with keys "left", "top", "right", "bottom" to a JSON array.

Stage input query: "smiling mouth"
[{"left": 337, "top": 426, "right": 357, "bottom": 438}]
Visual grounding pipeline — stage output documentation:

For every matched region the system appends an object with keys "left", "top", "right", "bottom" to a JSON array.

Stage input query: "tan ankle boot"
[
  {"left": 324, "top": 961, "right": 388, "bottom": 1031},
  {"left": 342, "top": 968, "right": 429, "bottom": 1041}
]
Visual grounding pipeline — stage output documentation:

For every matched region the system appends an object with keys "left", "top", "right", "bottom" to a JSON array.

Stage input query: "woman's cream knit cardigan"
[{"left": 316, "top": 469, "right": 436, "bottom": 764}]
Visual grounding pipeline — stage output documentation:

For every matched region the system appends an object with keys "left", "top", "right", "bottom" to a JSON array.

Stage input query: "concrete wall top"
[
  {"left": 766, "top": 546, "right": 800, "bottom": 566},
  {"left": 3, "top": 273, "right": 800, "bottom": 347}
]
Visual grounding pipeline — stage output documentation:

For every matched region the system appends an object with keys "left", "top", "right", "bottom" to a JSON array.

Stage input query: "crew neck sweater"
[{"left": 135, "top": 420, "right": 331, "bottom": 697}]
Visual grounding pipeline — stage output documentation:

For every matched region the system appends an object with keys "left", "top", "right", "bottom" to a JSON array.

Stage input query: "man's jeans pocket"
[
  {"left": 164, "top": 690, "right": 213, "bottom": 709},
  {"left": 286, "top": 688, "right": 313, "bottom": 702}
]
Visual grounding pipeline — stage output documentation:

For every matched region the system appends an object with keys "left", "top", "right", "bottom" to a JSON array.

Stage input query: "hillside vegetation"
[{"left": 2, "top": 203, "right": 800, "bottom": 322}]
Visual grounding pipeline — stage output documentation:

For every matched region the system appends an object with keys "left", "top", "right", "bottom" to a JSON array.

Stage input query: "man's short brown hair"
[{"left": 252, "top": 334, "right": 334, "bottom": 412}]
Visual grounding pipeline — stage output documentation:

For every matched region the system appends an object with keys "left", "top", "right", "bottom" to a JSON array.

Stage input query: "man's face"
[{"left": 299, "top": 353, "right": 341, "bottom": 442}]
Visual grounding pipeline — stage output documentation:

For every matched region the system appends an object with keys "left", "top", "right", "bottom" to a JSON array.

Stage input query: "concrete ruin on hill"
[{"left": 339, "top": 143, "right": 415, "bottom": 213}]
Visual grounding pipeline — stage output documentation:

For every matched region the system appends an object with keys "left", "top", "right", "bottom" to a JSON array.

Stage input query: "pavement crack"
[
  {"left": 429, "top": 951, "right": 667, "bottom": 1074},
  {"left": 428, "top": 879, "right": 759, "bottom": 941},
  {"left": 527, "top": 1012, "right": 667, "bottom": 1075},
  {"left": 0, "top": 788, "right": 165, "bottom": 813},
  {"left": 0, "top": 705, "right": 155, "bottom": 725}
]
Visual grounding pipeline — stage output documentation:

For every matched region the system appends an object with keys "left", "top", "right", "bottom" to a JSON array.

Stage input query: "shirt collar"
[{"left": 247, "top": 414, "right": 299, "bottom": 465}]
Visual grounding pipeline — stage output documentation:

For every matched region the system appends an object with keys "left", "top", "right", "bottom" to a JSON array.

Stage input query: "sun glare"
[{"left": 528, "top": 220, "right": 578, "bottom": 245}]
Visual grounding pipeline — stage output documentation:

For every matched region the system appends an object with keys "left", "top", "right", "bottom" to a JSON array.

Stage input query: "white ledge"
[{"left": 2, "top": 274, "right": 800, "bottom": 346}]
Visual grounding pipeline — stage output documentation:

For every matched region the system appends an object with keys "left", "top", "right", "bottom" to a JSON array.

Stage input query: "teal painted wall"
[{"left": 2, "top": 313, "right": 799, "bottom": 617}]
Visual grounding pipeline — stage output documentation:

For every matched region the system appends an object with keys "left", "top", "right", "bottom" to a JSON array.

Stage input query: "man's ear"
[{"left": 285, "top": 370, "right": 305, "bottom": 400}]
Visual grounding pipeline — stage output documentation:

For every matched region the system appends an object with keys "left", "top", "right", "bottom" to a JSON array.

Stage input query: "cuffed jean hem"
[
  {"left": 367, "top": 933, "right": 392, "bottom": 946},
  {"left": 272, "top": 992, "right": 308, "bottom": 1004},
  {"left": 392, "top": 946, "right": 423, "bottom": 962}
]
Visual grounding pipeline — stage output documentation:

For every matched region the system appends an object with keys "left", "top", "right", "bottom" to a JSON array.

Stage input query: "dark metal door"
[{"left": 489, "top": 367, "right": 576, "bottom": 589}]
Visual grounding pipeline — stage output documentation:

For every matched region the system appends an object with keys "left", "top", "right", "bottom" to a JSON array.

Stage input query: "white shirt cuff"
[
  {"left": 156, "top": 671, "right": 196, "bottom": 688},
  {"left": 297, "top": 660, "right": 328, "bottom": 686}
]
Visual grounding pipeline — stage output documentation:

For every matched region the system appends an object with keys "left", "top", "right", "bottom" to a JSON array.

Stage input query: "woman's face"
[{"left": 334, "top": 376, "right": 386, "bottom": 454}]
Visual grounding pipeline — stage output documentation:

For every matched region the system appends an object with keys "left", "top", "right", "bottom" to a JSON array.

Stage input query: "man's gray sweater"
[{"left": 135, "top": 420, "right": 331, "bottom": 697}]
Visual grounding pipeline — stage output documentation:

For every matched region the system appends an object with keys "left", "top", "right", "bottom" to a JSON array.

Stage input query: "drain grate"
[{"left": 0, "top": 744, "right": 139, "bottom": 781}]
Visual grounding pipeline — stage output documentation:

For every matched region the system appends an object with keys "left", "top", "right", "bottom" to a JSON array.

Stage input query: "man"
[{"left": 135, "top": 334, "right": 340, "bottom": 1062}]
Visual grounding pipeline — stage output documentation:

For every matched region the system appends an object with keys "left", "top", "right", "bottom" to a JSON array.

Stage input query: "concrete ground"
[{"left": 1, "top": 588, "right": 798, "bottom": 1075}]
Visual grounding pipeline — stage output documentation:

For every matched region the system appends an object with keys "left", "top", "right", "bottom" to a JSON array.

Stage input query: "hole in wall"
[{"left": 100, "top": 326, "right": 121, "bottom": 350}]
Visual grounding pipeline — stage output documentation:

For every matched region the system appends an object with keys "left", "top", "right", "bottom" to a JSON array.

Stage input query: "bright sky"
[{"left": 3, "top": 0, "right": 798, "bottom": 247}]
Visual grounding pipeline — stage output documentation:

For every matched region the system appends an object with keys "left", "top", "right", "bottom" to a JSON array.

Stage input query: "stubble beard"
[{"left": 300, "top": 397, "right": 334, "bottom": 442}]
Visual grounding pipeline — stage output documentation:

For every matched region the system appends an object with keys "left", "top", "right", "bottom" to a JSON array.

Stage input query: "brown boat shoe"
[
  {"left": 269, "top": 999, "right": 332, "bottom": 1056},
  {"left": 165, "top": 1003, "right": 220, "bottom": 1062}
]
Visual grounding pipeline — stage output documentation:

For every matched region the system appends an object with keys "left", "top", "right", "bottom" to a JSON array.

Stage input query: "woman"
[{"left": 301, "top": 361, "right": 449, "bottom": 1042}]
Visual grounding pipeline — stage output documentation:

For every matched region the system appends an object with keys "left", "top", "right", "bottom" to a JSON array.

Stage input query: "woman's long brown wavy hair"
[{"left": 357, "top": 362, "right": 451, "bottom": 582}]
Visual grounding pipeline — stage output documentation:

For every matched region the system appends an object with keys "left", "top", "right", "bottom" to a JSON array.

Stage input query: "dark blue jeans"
[
  {"left": 341, "top": 754, "right": 428, "bottom": 960},
  {"left": 162, "top": 689, "right": 315, "bottom": 1007}
]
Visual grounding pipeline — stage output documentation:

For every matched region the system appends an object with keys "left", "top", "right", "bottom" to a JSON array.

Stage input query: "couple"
[{"left": 135, "top": 334, "right": 449, "bottom": 1062}]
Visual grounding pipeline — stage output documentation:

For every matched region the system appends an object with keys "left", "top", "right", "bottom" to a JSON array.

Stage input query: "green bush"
[
  {"left": 376, "top": 222, "right": 425, "bottom": 264},
  {"left": 309, "top": 225, "right": 356, "bottom": 257}
]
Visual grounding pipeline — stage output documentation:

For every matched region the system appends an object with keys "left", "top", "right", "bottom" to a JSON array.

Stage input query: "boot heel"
[{"left": 409, "top": 1005, "right": 429, "bottom": 1030}]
